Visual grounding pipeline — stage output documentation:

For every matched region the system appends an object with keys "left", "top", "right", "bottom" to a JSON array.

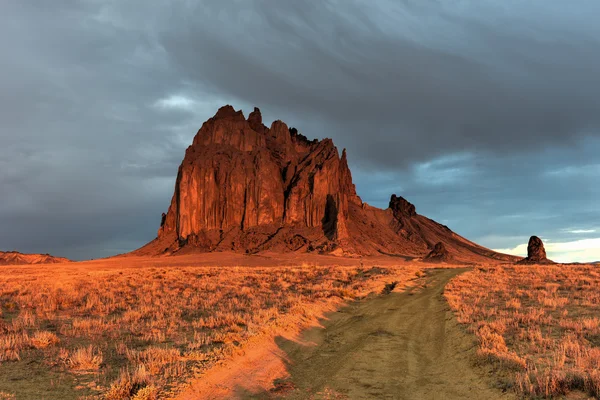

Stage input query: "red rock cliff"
[{"left": 154, "top": 105, "right": 359, "bottom": 253}]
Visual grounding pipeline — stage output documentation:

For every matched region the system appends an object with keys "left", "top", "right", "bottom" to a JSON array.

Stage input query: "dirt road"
[{"left": 252, "top": 268, "right": 513, "bottom": 399}]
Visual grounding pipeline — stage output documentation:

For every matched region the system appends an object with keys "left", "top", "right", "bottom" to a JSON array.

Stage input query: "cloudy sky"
[{"left": 1, "top": 1, "right": 599, "bottom": 262}]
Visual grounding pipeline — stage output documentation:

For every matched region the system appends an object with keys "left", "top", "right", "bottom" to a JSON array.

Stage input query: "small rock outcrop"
[
  {"left": 424, "top": 242, "right": 453, "bottom": 263},
  {"left": 389, "top": 194, "right": 417, "bottom": 219},
  {"left": 0, "top": 251, "right": 71, "bottom": 265},
  {"left": 518, "top": 236, "right": 555, "bottom": 264}
]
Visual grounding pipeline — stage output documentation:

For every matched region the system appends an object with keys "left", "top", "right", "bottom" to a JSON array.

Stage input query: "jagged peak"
[
  {"left": 389, "top": 194, "right": 417, "bottom": 218},
  {"left": 213, "top": 105, "right": 245, "bottom": 121},
  {"left": 247, "top": 107, "right": 263, "bottom": 131},
  {"left": 289, "top": 126, "right": 318, "bottom": 146},
  {"left": 269, "top": 119, "right": 288, "bottom": 131},
  {"left": 211, "top": 105, "right": 325, "bottom": 149}
]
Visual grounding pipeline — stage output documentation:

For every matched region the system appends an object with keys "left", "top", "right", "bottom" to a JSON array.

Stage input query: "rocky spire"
[
  {"left": 247, "top": 107, "right": 264, "bottom": 132},
  {"left": 518, "top": 236, "right": 555, "bottom": 264}
]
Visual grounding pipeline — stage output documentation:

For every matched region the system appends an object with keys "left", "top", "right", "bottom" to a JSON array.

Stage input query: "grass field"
[
  {"left": 0, "top": 257, "right": 421, "bottom": 399},
  {"left": 446, "top": 264, "right": 600, "bottom": 398}
]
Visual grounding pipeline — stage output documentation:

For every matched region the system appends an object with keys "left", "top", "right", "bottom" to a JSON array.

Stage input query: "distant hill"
[
  {"left": 0, "top": 251, "right": 71, "bottom": 265},
  {"left": 135, "top": 105, "right": 519, "bottom": 264}
]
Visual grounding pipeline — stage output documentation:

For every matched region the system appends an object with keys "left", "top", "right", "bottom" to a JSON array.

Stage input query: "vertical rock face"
[
  {"left": 518, "top": 236, "right": 554, "bottom": 264},
  {"left": 155, "top": 105, "right": 358, "bottom": 252}
]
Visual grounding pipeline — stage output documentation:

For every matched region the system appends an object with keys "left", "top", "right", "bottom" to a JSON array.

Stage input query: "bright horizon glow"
[{"left": 494, "top": 237, "right": 600, "bottom": 263}]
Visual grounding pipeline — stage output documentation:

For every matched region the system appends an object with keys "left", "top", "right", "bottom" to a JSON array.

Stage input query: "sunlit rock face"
[{"left": 155, "top": 105, "right": 357, "bottom": 253}]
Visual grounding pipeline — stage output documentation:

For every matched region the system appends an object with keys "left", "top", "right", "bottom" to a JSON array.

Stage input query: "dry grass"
[
  {"left": 0, "top": 260, "right": 420, "bottom": 398},
  {"left": 0, "top": 333, "right": 29, "bottom": 362},
  {"left": 67, "top": 345, "right": 103, "bottom": 371},
  {"left": 446, "top": 264, "right": 600, "bottom": 398},
  {"left": 104, "top": 366, "right": 155, "bottom": 400},
  {"left": 30, "top": 331, "right": 60, "bottom": 349}
]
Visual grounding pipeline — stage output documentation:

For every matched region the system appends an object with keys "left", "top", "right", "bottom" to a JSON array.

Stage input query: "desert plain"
[{"left": 0, "top": 252, "right": 599, "bottom": 399}]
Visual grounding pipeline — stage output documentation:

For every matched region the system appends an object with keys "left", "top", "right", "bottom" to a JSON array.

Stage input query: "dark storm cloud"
[
  {"left": 159, "top": 0, "right": 600, "bottom": 167},
  {"left": 1, "top": 1, "right": 599, "bottom": 261}
]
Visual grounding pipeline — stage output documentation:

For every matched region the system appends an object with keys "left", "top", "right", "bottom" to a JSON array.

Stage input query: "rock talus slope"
[{"left": 136, "top": 105, "right": 516, "bottom": 263}]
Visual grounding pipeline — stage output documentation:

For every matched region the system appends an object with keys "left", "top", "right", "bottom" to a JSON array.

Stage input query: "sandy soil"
[
  {"left": 180, "top": 269, "right": 514, "bottom": 400},
  {"left": 0, "top": 253, "right": 418, "bottom": 282}
]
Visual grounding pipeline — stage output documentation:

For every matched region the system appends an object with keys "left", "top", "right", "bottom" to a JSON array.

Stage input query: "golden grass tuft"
[
  {"left": 66, "top": 345, "right": 103, "bottom": 371},
  {"left": 131, "top": 385, "right": 160, "bottom": 400},
  {"left": 30, "top": 331, "right": 60, "bottom": 349},
  {"left": 104, "top": 364, "right": 161, "bottom": 399},
  {"left": 0, "top": 333, "right": 29, "bottom": 362}
]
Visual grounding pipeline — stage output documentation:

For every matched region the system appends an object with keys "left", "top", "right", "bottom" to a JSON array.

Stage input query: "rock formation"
[
  {"left": 517, "top": 236, "right": 555, "bottom": 264},
  {"left": 0, "top": 251, "right": 71, "bottom": 266},
  {"left": 423, "top": 242, "right": 453, "bottom": 263},
  {"left": 150, "top": 105, "right": 357, "bottom": 254},
  {"left": 389, "top": 194, "right": 416, "bottom": 219},
  {"left": 135, "top": 105, "right": 519, "bottom": 263}
]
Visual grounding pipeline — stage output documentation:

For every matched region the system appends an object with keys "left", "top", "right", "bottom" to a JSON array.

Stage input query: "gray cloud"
[
  {"left": 1, "top": 1, "right": 599, "bottom": 261},
  {"left": 159, "top": 1, "right": 600, "bottom": 166}
]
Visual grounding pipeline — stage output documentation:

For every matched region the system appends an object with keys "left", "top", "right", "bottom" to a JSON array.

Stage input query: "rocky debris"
[
  {"left": 423, "top": 242, "right": 453, "bottom": 263},
  {"left": 135, "top": 105, "right": 520, "bottom": 263},
  {"left": 0, "top": 251, "right": 71, "bottom": 265},
  {"left": 517, "top": 236, "right": 555, "bottom": 264}
]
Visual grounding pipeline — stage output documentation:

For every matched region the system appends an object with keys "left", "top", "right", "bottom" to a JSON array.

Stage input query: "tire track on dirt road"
[{"left": 257, "top": 268, "right": 513, "bottom": 400}]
